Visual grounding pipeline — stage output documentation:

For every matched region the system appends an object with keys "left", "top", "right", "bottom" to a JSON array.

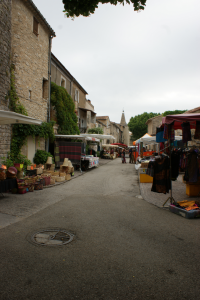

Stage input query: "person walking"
[
  {"left": 122, "top": 149, "right": 126, "bottom": 163},
  {"left": 129, "top": 148, "right": 132, "bottom": 163}
]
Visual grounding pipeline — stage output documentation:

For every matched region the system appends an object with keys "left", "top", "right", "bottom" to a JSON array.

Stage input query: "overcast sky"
[{"left": 34, "top": 0, "right": 200, "bottom": 124}]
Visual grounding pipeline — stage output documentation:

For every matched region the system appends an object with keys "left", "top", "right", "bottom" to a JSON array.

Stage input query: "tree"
[
  {"left": 162, "top": 110, "right": 187, "bottom": 116},
  {"left": 128, "top": 112, "right": 160, "bottom": 140},
  {"left": 63, "top": 0, "right": 146, "bottom": 18},
  {"left": 88, "top": 127, "right": 104, "bottom": 134}
]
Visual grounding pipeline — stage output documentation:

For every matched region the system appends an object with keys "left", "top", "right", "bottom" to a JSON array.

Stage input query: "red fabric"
[{"left": 162, "top": 113, "right": 200, "bottom": 130}]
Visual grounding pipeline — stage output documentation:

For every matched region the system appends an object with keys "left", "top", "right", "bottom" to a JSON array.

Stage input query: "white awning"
[
  {"left": 0, "top": 110, "right": 42, "bottom": 125},
  {"left": 102, "top": 144, "right": 118, "bottom": 148},
  {"left": 55, "top": 134, "right": 100, "bottom": 142},
  {"left": 136, "top": 135, "right": 182, "bottom": 145},
  {"left": 81, "top": 133, "right": 115, "bottom": 140}
]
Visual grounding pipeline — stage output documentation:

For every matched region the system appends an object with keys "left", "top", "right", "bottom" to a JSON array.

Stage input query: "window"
[
  {"left": 75, "top": 89, "right": 79, "bottom": 103},
  {"left": 61, "top": 77, "right": 66, "bottom": 88},
  {"left": 33, "top": 17, "right": 39, "bottom": 36},
  {"left": 42, "top": 79, "right": 48, "bottom": 99}
]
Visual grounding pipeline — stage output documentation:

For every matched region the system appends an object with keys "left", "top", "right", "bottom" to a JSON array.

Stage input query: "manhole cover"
[{"left": 28, "top": 229, "right": 74, "bottom": 246}]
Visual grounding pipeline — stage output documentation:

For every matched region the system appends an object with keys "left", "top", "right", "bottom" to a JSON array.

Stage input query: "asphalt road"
[{"left": 0, "top": 159, "right": 200, "bottom": 300}]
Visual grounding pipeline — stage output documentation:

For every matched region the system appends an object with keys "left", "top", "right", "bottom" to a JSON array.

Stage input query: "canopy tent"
[
  {"left": 134, "top": 133, "right": 152, "bottom": 145},
  {"left": 55, "top": 134, "right": 100, "bottom": 142},
  {"left": 162, "top": 113, "right": 200, "bottom": 130},
  {"left": 81, "top": 133, "right": 115, "bottom": 140},
  {"left": 0, "top": 110, "right": 42, "bottom": 125},
  {"left": 111, "top": 143, "right": 127, "bottom": 147},
  {"left": 102, "top": 144, "right": 119, "bottom": 148},
  {"left": 136, "top": 135, "right": 182, "bottom": 145}
]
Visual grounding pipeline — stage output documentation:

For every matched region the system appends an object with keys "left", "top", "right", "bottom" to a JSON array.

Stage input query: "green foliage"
[
  {"left": 1, "top": 152, "right": 31, "bottom": 171},
  {"left": 9, "top": 64, "right": 28, "bottom": 115},
  {"left": 88, "top": 127, "right": 103, "bottom": 134},
  {"left": 128, "top": 112, "right": 160, "bottom": 140},
  {"left": 51, "top": 82, "right": 79, "bottom": 135},
  {"left": 63, "top": 0, "right": 146, "bottom": 18},
  {"left": 33, "top": 150, "right": 54, "bottom": 165},
  {"left": 162, "top": 110, "right": 187, "bottom": 117},
  {"left": 1, "top": 154, "right": 14, "bottom": 169},
  {"left": 11, "top": 122, "right": 55, "bottom": 158}
]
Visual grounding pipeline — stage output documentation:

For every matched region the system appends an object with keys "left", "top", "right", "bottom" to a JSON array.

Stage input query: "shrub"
[{"left": 34, "top": 150, "right": 54, "bottom": 165}]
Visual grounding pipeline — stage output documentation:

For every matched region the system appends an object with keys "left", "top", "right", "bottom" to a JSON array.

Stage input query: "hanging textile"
[
  {"left": 55, "top": 140, "right": 82, "bottom": 167},
  {"left": 181, "top": 122, "right": 191, "bottom": 143},
  {"left": 160, "top": 142, "right": 164, "bottom": 151},
  {"left": 163, "top": 124, "right": 169, "bottom": 140},
  {"left": 194, "top": 121, "right": 200, "bottom": 139},
  {"left": 184, "top": 151, "right": 199, "bottom": 183},
  {"left": 163, "top": 123, "right": 175, "bottom": 141},
  {"left": 156, "top": 131, "right": 167, "bottom": 143},
  {"left": 146, "top": 161, "right": 155, "bottom": 177},
  {"left": 151, "top": 156, "right": 171, "bottom": 194},
  {"left": 171, "top": 151, "right": 181, "bottom": 181}
]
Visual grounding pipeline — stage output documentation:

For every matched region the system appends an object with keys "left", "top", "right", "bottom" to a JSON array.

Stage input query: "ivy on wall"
[
  {"left": 11, "top": 122, "right": 55, "bottom": 158},
  {"left": 51, "top": 82, "right": 80, "bottom": 135},
  {"left": 7, "top": 64, "right": 55, "bottom": 159}
]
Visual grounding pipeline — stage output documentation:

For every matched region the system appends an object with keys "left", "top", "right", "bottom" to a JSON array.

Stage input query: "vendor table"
[
  {"left": 0, "top": 178, "right": 18, "bottom": 194},
  {"left": 81, "top": 156, "right": 99, "bottom": 169}
]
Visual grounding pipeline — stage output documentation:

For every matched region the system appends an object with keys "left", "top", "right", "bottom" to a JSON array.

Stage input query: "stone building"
[
  {"left": 0, "top": 0, "right": 12, "bottom": 159},
  {"left": 96, "top": 111, "right": 129, "bottom": 146},
  {"left": 96, "top": 119, "right": 107, "bottom": 135},
  {"left": 96, "top": 116, "right": 112, "bottom": 144},
  {"left": 51, "top": 53, "right": 96, "bottom": 133},
  {"left": 117, "top": 111, "right": 130, "bottom": 146},
  {"left": 146, "top": 115, "right": 162, "bottom": 136},
  {"left": 110, "top": 122, "right": 122, "bottom": 144},
  {"left": 11, "top": 0, "right": 56, "bottom": 162}
]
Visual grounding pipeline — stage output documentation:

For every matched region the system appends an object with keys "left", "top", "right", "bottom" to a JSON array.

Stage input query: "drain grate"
[{"left": 28, "top": 228, "right": 74, "bottom": 246}]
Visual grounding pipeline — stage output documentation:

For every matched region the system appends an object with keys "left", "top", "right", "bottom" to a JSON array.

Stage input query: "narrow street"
[{"left": 0, "top": 159, "right": 200, "bottom": 300}]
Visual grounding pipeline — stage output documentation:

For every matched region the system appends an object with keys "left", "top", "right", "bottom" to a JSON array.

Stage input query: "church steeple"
[{"left": 120, "top": 110, "right": 126, "bottom": 125}]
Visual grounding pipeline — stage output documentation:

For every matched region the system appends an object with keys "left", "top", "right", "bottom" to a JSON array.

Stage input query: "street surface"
[{"left": 0, "top": 159, "right": 200, "bottom": 300}]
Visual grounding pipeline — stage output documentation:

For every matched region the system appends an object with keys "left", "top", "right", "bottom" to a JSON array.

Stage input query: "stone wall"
[
  {"left": 51, "top": 62, "right": 71, "bottom": 95},
  {"left": 11, "top": 0, "right": 50, "bottom": 122},
  {"left": 0, "top": 0, "right": 12, "bottom": 159}
]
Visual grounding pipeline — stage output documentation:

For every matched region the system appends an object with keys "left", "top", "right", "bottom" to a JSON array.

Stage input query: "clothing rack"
[{"left": 163, "top": 128, "right": 176, "bottom": 207}]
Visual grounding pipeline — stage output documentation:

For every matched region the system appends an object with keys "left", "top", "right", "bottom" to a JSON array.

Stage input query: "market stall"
[
  {"left": 142, "top": 113, "right": 200, "bottom": 218},
  {"left": 102, "top": 144, "right": 119, "bottom": 159},
  {"left": 54, "top": 134, "right": 100, "bottom": 171},
  {"left": 0, "top": 111, "right": 43, "bottom": 195}
]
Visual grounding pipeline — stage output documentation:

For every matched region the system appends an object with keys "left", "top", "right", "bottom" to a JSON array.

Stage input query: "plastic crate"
[
  {"left": 186, "top": 184, "right": 200, "bottom": 197},
  {"left": 169, "top": 204, "right": 200, "bottom": 219},
  {"left": 140, "top": 174, "right": 153, "bottom": 183}
]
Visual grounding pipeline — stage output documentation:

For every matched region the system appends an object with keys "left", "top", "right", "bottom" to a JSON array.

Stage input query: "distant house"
[
  {"left": 110, "top": 122, "right": 122, "bottom": 144},
  {"left": 146, "top": 115, "right": 162, "bottom": 136},
  {"left": 51, "top": 54, "right": 96, "bottom": 133},
  {"left": 96, "top": 111, "right": 129, "bottom": 146},
  {"left": 11, "top": 0, "right": 56, "bottom": 162},
  {"left": 96, "top": 116, "right": 111, "bottom": 144}
]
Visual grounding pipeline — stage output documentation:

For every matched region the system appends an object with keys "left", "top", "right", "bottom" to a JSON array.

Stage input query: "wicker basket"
[
  {"left": 59, "top": 172, "right": 66, "bottom": 177},
  {"left": 28, "top": 184, "right": 34, "bottom": 192},
  {"left": 51, "top": 175, "right": 58, "bottom": 180},
  {"left": 0, "top": 172, "right": 6, "bottom": 181},
  {"left": 52, "top": 171, "right": 59, "bottom": 176},
  {"left": 34, "top": 182, "right": 43, "bottom": 190},
  {"left": 56, "top": 176, "right": 65, "bottom": 182},
  {"left": 6, "top": 170, "right": 16, "bottom": 179},
  {"left": 50, "top": 178, "right": 55, "bottom": 185},
  {"left": 65, "top": 174, "right": 71, "bottom": 181}
]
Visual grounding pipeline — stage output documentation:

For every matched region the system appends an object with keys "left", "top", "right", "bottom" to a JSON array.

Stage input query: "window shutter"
[{"left": 33, "top": 17, "right": 39, "bottom": 36}]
